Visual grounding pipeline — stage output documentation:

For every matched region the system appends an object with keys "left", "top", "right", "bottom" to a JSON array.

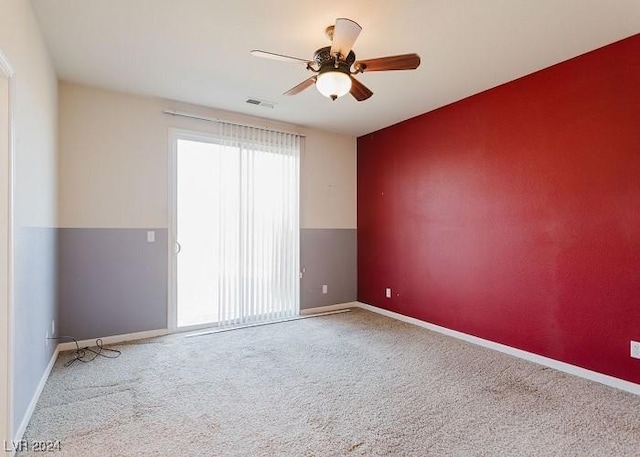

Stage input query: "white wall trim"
[
  {"left": 355, "top": 302, "right": 640, "bottom": 396},
  {"left": 300, "top": 301, "right": 358, "bottom": 315},
  {"left": 57, "top": 328, "right": 169, "bottom": 352},
  {"left": 166, "top": 129, "right": 179, "bottom": 332},
  {"left": 12, "top": 345, "right": 58, "bottom": 445},
  {"left": 0, "top": 48, "right": 15, "bottom": 448}
]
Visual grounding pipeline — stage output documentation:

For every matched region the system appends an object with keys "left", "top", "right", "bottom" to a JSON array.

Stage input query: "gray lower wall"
[
  {"left": 300, "top": 228, "right": 357, "bottom": 310},
  {"left": 56, "top": 227, "right": 354, "bottom": 338},
  {"left": 13, "top": 227, "right": 58, "bottom": 431},
  {"left": 57, "top": 228, "right": 168, "bottom": 340}
]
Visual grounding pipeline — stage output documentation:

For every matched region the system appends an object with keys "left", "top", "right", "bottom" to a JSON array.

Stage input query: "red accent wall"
[{"left": 357, "top": 34, "right": 640, "bottom": 384}]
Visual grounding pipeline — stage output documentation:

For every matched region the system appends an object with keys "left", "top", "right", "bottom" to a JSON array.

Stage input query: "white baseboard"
[
  {"left": 57, "top": 328, "right": 168, "bottom": 352},
  {"left": 300, "top": 302, "right": 357, "bottom": 315},
  {"left": 13, "top": 345, "right": 59, "bottom": 444},
  {"left": 355, "top": 302, "right": 640, "bottom": 396}
]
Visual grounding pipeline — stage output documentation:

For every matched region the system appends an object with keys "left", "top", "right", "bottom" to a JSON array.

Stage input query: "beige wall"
[
  {"left": 1, "top": 0, "right": 58, "bottom": 228},
  {"left": 58, "top": 82, "right": 356, "bottom": 229}
]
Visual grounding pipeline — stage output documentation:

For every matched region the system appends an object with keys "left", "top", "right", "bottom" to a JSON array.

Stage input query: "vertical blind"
[{"left": 212, "top": 123, "right": 300, "bottom": 326}]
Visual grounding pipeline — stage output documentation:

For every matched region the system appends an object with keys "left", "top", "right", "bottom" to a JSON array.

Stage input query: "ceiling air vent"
[{"left": 246, "top": 98, "right": 277, "bottom": 109}]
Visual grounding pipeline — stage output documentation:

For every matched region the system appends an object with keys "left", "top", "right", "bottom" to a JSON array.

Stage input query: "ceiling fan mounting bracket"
[{"left": 325, "top": 25, "right": 335, "bottom": 41}]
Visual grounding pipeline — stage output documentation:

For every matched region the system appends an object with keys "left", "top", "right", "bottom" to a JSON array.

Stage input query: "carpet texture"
[{"left": 19, "top": 309, "right": 640, "bottom": 456}]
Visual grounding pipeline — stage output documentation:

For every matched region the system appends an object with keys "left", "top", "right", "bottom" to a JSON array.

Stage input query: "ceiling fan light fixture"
[{"left": 316, "top": 70, "right": 351, "bottom": 100}]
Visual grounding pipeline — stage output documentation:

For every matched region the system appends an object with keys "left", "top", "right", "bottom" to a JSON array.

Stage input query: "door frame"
[{"left": 0, "top": 49, "right": 16, "bottom": 445}]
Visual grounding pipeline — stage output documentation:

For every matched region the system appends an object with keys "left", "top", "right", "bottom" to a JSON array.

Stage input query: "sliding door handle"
[{"left": 175, "top": 241, "right": 182, "bottom": 255}]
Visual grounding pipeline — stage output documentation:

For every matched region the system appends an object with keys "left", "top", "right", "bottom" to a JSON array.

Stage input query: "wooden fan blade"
[
  {"left": 284, "top": 77, "right": 316, "bottom": 96},
  {"left": 330, "top": 18, "right": 362, "bottom": 58},
  {"left": 349, "top": 76, "right": 373, "bottom": 101},
  {"left": 354, "top": 53, "right": 421, "bottom": 72},
  {"left": 250, "top": 50, "right": 311, "bottom": 64}
]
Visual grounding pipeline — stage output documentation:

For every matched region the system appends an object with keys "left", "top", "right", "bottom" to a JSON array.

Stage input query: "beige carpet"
[{"left": 20, "top": 308, "right": 640, "bottom": 456}]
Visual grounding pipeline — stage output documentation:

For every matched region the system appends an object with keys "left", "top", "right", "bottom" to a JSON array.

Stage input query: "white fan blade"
[
  {"left": 250, "top": 50, "right": 311, "bottom": 64},
  {"left": 330, "top": 18, "right": 362, "bottom": 59}
]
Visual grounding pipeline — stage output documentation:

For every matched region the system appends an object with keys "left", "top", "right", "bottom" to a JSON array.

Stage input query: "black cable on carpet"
[{"left": 48, "top": 336, "right": 122, "bottom": 367}]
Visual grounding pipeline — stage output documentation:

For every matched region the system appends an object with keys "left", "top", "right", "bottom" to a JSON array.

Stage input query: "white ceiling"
[{"left": 31, "top": 0, "right": 640, "bottom": 136}]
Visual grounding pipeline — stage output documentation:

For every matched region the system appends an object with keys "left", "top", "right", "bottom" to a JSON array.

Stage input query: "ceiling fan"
[{"left": 250, "top": 18, "right": 421, "bottom": 101}]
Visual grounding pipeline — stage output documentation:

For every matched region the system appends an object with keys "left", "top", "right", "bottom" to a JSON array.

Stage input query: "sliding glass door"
[
  {"left": 170, "top": 127, "right": 300, "bottom": 330},
  {"left": 175, "top": 137, "right": 229, "bottom": 327}
]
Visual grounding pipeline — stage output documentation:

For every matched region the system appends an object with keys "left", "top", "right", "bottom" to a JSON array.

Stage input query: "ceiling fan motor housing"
[{"left": 313, "top": 46, "right": 356, "bottom": 69}]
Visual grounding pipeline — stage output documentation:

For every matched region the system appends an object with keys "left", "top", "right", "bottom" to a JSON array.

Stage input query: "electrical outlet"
[
  {"left": 385, "top": 288, "right": 392, "bottom": 298},
  {"left": 322, "top": 284, "right": 328, "bottom": 294},
  {"left": 631, "top": 341, "right": 640, "bottom": 359}
]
